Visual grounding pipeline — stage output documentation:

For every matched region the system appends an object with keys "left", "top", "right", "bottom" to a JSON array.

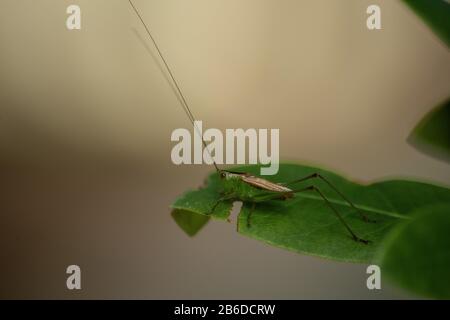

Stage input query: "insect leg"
[
  {"left": 251, "top": 186, "right": 369, "bottom": 244},
  {"left": 235, "top": 202, "right": 255, "bottom": 232},
  {"left": 294, "top": 186, "right": 369, "bottom": 244},
  {"left": 284, "top": 173, "right": 373, "bottom": 223},
  {"left": 207, "top": 194, "right": 235, "bottom": 216},
  {"left": 247, "top": 202, "right": 256, "bottom": 229}
]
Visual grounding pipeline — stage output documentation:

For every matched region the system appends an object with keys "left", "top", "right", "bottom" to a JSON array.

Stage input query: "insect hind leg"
[
  {"left": 284, "top": 173, "right": 375, "bottom": 223},
  {"left": 292, "top": 186, "right": 370, "bottom": 244}
]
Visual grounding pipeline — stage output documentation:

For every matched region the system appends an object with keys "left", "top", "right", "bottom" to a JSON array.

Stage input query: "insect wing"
[{"left": 241, "top": 175, "right": 292, "bottom": 193}]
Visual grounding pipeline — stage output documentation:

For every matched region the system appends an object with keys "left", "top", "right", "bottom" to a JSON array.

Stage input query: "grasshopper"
[{"left": 129, "top": 0, "right": 372, "bottom": 244}]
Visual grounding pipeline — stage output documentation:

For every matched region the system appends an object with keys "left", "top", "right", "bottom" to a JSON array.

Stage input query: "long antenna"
[{"left": 128, "top": 0, "right": 220, "bottom": 172}]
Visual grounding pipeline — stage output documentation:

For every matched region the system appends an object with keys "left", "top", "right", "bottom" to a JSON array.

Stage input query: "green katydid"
[{"left": 129, "top": 0, "right": 373, "bottom": 244}]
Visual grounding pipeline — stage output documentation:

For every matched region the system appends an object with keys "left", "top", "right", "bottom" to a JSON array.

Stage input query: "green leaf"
[
  {"left": 171, "top": 209, "right": 210, "bottom": 237},
  {"left": 378, "top": 204, "right": 450, "bottom": 299},
  {"left": 171, "top": 164, "right": 450, "bottom": 263},
  {"left": 408, "top": 98, "right": 450, "bottom": 162},
  {"left": 402, "top": 0, "right": 450, "bottom": 47}
]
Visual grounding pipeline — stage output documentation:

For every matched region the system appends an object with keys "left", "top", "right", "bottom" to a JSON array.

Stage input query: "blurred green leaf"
[
  {"left": 408, "top": 98, "right": 450, "bottom": 162},
  {"left": 171, "top": 164, "right": 450, "bottom": 263},
  {"left": 402, "top": 0, "right": 450, "bottom": 47},
  {"left": 171, "top": 209, "right": 210, "bottom": 237},
  {"left": 378, "top": 204, "right": 450, "bottom": 299}
]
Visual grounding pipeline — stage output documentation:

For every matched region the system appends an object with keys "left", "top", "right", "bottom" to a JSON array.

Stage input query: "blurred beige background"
[{"left": 0, "top": 0, "right": 449, "bottom": 298}]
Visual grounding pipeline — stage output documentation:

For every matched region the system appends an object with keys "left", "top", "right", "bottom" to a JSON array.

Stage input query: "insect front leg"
[
  {"left": 283, "top": 173, "right": 375, "bottom": 223},
  {"left": 207, "top": 194, "right": 235, "bottom": 218}
]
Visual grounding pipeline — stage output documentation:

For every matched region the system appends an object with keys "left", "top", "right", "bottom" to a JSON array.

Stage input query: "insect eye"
[{"left": 220, "top": 172, "right": 226, "bottom": 179}]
